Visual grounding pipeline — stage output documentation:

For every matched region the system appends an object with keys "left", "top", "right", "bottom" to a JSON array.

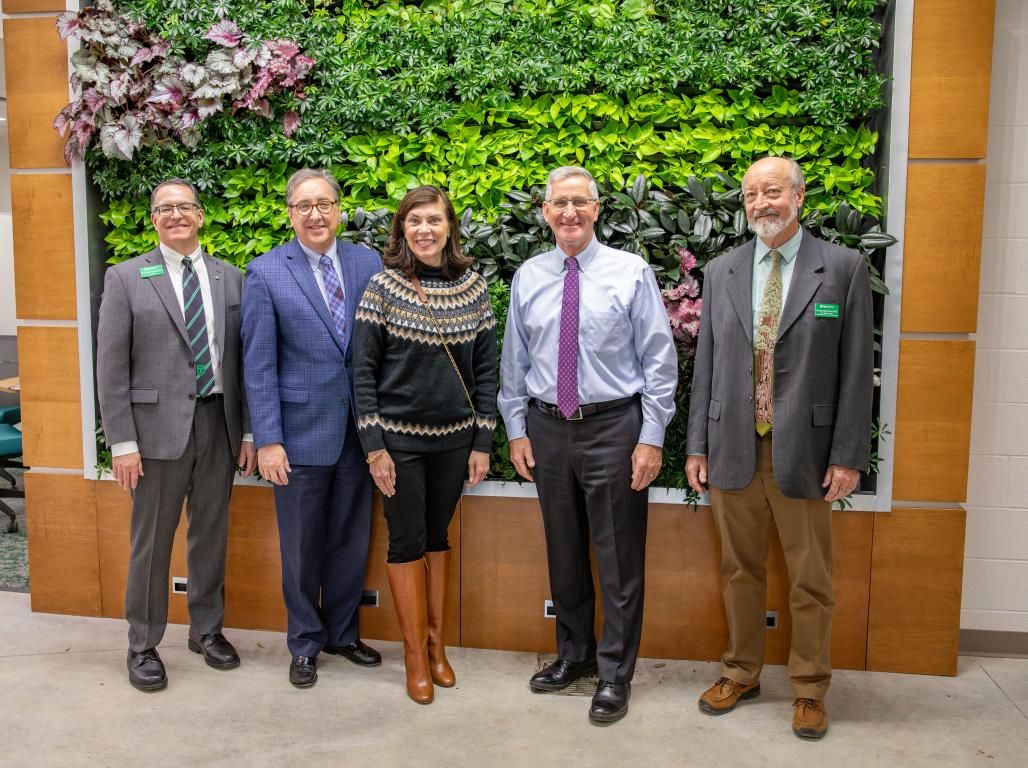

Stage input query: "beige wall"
[{"left": 963, "top": 0, "right": 1028, "bottom": 634}]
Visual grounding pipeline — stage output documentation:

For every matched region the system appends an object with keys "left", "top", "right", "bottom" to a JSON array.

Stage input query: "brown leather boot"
[
  {"left": 386, "top": 560, "right": 433, "bottom": 704},
  {"left": 424, "top": 550, "right": 456, "bottom": 687}
]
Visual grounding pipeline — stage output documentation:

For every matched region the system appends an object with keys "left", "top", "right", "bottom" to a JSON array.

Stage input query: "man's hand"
[
  {"left": 509, "top": 437, "right": 535, "bottom": 482},
  {"left": 258, "top": 443, "right": 291, "bottom": 486},
  {"left": 822, "top": 464, "right": 860, "bottom": 503},
  {"left": 112, "top": 452, "right": 144, "bottom": 492},
  {"left": 466, "top": 450, "right": 489, "bottom": 488},
  {"left": 685, "top": 455, "right": 708, "bottom": 496},
  {"left": 631, "top": 443, "right": 663, "bottom": 491},
  {"left": 368, "top": 449, "right": 396, "bottom": 497},
  {"left": 237, "top": 440, "right": 256, "bottom": 478}
]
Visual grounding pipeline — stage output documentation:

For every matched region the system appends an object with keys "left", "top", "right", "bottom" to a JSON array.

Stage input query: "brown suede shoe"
[
  {"left": 698, "top": 676, "right": 760, "bottom": 715},
  {"left": 792, "top": 698, "right": 829, "bottom": 739}
]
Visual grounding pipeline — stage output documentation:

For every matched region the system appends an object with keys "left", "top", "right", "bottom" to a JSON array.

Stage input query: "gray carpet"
[{"left": 0, "top": 466, "right": 28, "bottom": 592}]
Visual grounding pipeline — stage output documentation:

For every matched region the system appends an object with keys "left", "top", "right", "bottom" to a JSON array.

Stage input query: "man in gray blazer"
[
  {"left": 97, "top": 178, "right": 256, "bottom": 692},
  {"left": 686, "top": 157, "right": 873, "bottom": 739}
]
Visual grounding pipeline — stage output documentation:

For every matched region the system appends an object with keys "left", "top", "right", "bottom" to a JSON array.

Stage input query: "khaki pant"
[{"left": 710, "top": 435, "right": 834, "bottom": 699}]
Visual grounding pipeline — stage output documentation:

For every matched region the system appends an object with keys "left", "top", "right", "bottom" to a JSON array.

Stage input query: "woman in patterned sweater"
[{"left": 353, "top": 186, "right": 497, "bottom": 704}]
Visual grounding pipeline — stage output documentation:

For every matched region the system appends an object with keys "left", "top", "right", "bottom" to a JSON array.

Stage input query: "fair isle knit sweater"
[{"left": 353, "top": 265, "right": 498, "bottom": 455}]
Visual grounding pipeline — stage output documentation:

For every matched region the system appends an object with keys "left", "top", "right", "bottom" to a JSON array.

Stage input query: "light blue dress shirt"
[
  {"left": 751, "top": 228, "right": 802, "bottom": 332},
  {"left": 299, "top": 240, "right": 345, "bottom": 309},
  {"left": 498, "top": 237, "right": 678, "bottom": 447}
]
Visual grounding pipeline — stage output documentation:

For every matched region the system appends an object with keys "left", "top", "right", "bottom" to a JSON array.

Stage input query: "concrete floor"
[{"left": 0, "top": 592, "right": 1025, "bottom": 768}]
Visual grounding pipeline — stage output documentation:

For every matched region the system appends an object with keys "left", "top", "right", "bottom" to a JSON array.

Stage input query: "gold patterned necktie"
[{"left": 754, "top": 249, "right": 783, "bottom": 435}]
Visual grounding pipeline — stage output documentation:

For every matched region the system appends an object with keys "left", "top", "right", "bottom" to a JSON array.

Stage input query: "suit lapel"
[
  {"left": 777, "top": 231, "right": 824, "bottom": 341},
  {"left": 285, "top": 239, "right": 347, "bottom": 357},
  {"left": 725, "top": 244, "right": 754, "bottom": 344},
  {"left": 203, "top": 252, "right": 226, "bottom": 355},
  {"left": 144, "top": 248, "right": 190, "bottom": 347}
]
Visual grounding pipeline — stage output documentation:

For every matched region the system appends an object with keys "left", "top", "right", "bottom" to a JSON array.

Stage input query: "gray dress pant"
[
  {"left": 125, "top": 398, "right": 234, "bottom": 652},
  {"left": 528, "top": 398, "right": 648, "bottom": 684}
]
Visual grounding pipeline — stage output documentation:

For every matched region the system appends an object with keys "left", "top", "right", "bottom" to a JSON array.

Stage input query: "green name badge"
[
  {"left": 814, "top": 303, "right": 840, "bottom": 318},
  {"left": 195, "top": 362, "right": 209, "bottom": 377},
  {"left": 139, "top": 264, "right": 165, "bottom": 279}
]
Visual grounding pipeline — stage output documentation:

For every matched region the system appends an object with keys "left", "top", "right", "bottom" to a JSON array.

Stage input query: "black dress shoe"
[
  {"left": 127, "top": 648, "right": 167, "bottom": 692},
  {"left": 188, "top": 632, "right": 241, "bottom": 670},
  {"left": 289, "top": 655, "right": 317, "bottom": 688},
  {"left": 589, "top": 680, "right": 631, "bottom": 723},
  {"left": 529, "top": 657, "right": 598, "bottom": 692},
  {"left": 323, "top": 639, "right": 382, "bottom": 667}
]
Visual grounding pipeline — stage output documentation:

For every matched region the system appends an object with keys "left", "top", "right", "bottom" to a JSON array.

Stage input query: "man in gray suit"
[
  {"left": 686, "top": 157, "right": 873, "bottom": 739},
  {"left": 97, "top": 178, "right": 256, "bottom": 692}
]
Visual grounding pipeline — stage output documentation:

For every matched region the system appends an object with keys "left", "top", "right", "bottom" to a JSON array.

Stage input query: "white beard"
[{"left": 747, "top": 200, "right": 798, "bottom": 241}]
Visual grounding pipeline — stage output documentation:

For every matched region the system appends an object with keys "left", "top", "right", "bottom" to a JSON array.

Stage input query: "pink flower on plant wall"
[
  {"left": 662, "top": 247, "right": 704, "bottom": 348},
  {"left": 205, "top": 20, "right": 244, "bottom": 48}
]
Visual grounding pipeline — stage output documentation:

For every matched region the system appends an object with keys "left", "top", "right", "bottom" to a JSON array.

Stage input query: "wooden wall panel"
[
  {"left": 4, "top": 0, "right": 68, "bottom": 11},
  {"left": 461, "top": 495, "right": 554, "bottom": 653},
  {"left": 642, "top": 506, "right": 871, "bottom": 670},
  {"left": 16, "top": 327, "right": 83, "bottom": 469},
  {"left": 893, "top": 340, "right": 976, "bottom": 502},
  {"left": 222, "top": 485, "right": 285, "bottom": 631},
  {"left": 909, "top": 0, "right": 995, "bottom": 158},
  {"left": 24, "top": 473, "right": 102, "bottom": 616},
  {"left": 3, "top": 17, "right": 68, "bottom": 169},
  {"left": 867, "top": 508, "right": 965, "bottom": 675},
  {"left": 901, "top": 164, "right": 986, "bottom": 333},
  {"left": 12, "top": 174, "right": 77, "bottom": 320}
]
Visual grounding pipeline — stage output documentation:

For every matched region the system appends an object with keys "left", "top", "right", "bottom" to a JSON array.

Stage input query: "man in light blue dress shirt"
[{"left": 498, "top": 166, "right": 678, "bottom": 724}]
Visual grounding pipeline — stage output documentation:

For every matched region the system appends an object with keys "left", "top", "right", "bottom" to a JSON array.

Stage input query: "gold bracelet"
[{"left": 367, "top": 451, "right": 386, "bottom": 465}]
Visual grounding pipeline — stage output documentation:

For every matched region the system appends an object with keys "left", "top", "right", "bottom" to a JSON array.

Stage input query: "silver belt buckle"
[{"left": 565, "top": 406, "right": 583, "bottom": 421}]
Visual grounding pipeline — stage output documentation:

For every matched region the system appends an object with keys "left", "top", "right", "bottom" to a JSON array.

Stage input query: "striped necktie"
[
  {"left": 182, "top": 256, "right": 215, "bottom": 397},
  {"left": 319, "top": 254, "right": 347, "bottom": 340}
]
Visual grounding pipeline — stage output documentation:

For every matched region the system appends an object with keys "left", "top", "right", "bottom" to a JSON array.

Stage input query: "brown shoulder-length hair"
[{"left": 384, "top": 185, "right": 472, "bottom": 279}]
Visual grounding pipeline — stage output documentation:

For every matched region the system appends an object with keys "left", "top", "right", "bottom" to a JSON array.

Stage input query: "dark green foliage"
[{"left": 90, "top": 0, "right": 886, "bottom": 198}]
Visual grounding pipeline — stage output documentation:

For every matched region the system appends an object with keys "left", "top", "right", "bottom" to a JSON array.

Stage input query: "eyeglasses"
[
  {"left": 152, "top": 202, "right": 202, "bottom": 217},
  {"left": 289, "top": 200, "right": 338, "bottom": 216},
  {"left": 546, "top": 197, "right": 597, "bottom": 211}
]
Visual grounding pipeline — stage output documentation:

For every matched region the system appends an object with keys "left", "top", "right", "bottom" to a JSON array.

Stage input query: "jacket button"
[
  {"left": 188, "top": 394, "right": 195, "bottom": 400},
  {"left": 188, "top": 360, "right": 194, "bottom": 368},
  {"left": 748, "top": 395, "right": 753, "bottom": 402}
]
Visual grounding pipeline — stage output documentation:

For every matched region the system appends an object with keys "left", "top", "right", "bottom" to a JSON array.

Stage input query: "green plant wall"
[{"left": 75, "top": 0, "right": 893, "bottom": 488}]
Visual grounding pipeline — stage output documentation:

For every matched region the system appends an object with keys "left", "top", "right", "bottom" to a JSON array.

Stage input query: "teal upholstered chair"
[{"left": 0, "top": 406, "right": 24, "bottom": 533}]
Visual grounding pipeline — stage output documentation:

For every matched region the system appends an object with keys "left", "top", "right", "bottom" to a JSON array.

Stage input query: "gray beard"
[{"left": 748, "top": 215, "right": 789, "bottom": 241}]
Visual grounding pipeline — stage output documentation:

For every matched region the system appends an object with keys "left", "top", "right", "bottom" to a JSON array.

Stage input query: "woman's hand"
[
  {"left": 368, "top": 449, "right": 396, "bottom": 497},
  {"left": 466, "top": 450, "right": 489, "bottom": 488}
]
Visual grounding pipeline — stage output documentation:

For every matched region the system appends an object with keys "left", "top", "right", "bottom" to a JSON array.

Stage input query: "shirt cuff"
[
  {"left": 638, "top": 423, "right": 666, "bottom": 449},
  {"left": 242, "top": 433, "right": 253, "bottom": 443},
  {"left": 111, "top": 441, "right": 139, "bottom": 457}
]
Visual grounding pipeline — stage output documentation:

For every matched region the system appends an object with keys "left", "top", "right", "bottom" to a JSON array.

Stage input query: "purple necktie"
[
  {"left": 319, "top": 254, "right": 347, "bottom": 340},
  {"left": 557, "top": 256, "right": 580, "bottom": 418}
]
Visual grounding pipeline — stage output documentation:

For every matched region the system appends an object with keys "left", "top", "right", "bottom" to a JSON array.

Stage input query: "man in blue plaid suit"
[{"left": 242, "top": 169, "right": 383, "bottom": 688}]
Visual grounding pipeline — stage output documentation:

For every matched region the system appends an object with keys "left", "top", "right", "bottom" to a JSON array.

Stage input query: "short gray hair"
[
  {"left": 150, "top": 178, "right": 200, "bottom": 210},
  {"left": 544, "top": 166, "right": 599, "bottom": 201},
  {"left": 285, "top": 168, "right": 341, "bottom": 206}
]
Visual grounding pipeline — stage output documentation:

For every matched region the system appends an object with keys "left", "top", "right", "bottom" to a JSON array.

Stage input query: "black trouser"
[
  {"left": 381, "top": 445, "right": 471, "bottom": 563},
  {"left": 528, "top": 398, "right": 649, "bottom": 685}
]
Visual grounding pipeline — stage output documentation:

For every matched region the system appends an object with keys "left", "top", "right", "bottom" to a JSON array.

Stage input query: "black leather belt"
[
  {"left": 533, "top": 395, "right": 637, "bottom": 421},
  {"left": 195, "top": 393, "right": 223, "bottom": 405}
]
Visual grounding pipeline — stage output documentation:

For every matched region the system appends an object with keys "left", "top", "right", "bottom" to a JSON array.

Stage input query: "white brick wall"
[{"left": 963, "top": 0, "right": 1028, "bottom": 633}]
